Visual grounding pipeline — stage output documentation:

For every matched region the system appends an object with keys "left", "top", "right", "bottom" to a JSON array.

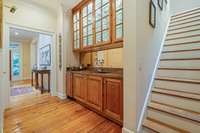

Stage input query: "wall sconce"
[{"left": 4, "top": 5, "right": 17, "bottom": 14}]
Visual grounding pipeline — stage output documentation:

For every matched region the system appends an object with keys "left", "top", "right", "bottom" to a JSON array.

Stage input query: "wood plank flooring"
[{"left": 4, "top": 94, "right": 122, "bottom": 133}]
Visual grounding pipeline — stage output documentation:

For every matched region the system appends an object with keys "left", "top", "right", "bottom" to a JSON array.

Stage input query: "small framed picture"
[
  {"left": 158, "top": 0, "right": 163, "bottom": 10},
  {"left": 39, "top": 45, "right": 51, "bottom": 66},
  {"left": 149, "top": 0, "right": 156, "bottom": 28}
]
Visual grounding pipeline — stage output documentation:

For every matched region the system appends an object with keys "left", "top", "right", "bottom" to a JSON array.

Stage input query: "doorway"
[{"left": 8, "top": 27, "right": 54, "bottom": 106}]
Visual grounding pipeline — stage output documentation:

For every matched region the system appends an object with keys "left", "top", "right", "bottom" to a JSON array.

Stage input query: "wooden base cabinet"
[
  {"left": 103, "top": 78, "right": 123, "bottom": 123},
  {"left": 73, "top": 74, "right": 87, "bottom": 102},
  {"left": 66, "top": 72, "right": 73, "bottom": 97},
  {"left": 71, "top": 73, "right": 123, "bottom": 125},
  {"left": 87, "top": 76, "right": 103, "bottom": 111}
]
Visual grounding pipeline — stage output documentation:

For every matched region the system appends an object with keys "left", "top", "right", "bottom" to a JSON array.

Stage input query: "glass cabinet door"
[
  {"left": 94, "top": 0, "right": 111, "bottom": 44},
  {"left": 73, "top": 12, "right": 80, "bottom": 49},
  {"left": 114, "top": 0, "right": 123, "bottom": 41},
  {"left": 81, "top": 2, "right": 94, "bottom": 48}
]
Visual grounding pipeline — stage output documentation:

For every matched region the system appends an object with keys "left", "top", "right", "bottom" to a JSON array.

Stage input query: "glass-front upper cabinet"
[
  {"left": 113, "top": 0, "right": 123, "bottom": 42},
  {"left": 73, "top": 11, "right": 80, "bottom": 50},
  {"left": 94, "top": 0, "right": 111, "bottom": 45},
  {"left": 82, "top": 2, "right": 93, "bottom": 48}
]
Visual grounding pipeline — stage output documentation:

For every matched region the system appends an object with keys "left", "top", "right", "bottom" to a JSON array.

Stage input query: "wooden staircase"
[{"left": 142, "top": 8, "right": 200, "bottom": 133}]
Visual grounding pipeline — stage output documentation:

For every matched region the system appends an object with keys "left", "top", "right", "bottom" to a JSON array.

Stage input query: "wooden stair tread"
[
  {"left": 155, "top": 76, "right": 200, "bottom": 84},
  {"left": 152, "top": 87, "right": 200, "bottom": 100},
  {"left": 171, "top": 8, "right": 200, "bottom": 18},
  {"left": 166, "top": 34, "right": 200, "bottom": 41},
  {"left": 149, "top": 101, "right": 200, "bottom": 122},
  {"left": 164, "top": 40, "right": 200, "bottom": 47},
  {"left": 160, "top": 57, "right": 200, "bottom": 61},
  {"left": 169, "top": 19, "right": 200, "bottom": 28},
  {"left": 171, "top": 10, "right": 200, "bottom": 21},
  {"left": 158, "top": 67, "right": 200, "bottom": 71},
  {"left": 162, "top": 48, "right": 200, "bottom": 53},
  {"left": 170, "top": 14, "right": 200, "bottom": 24},
  {"left": 143, "top": 118, "right": 188, "bottom": 133},
  {"left": 168, "top": 23, "right": 200, "bottom": 32},
  {"left": 167, "top": 28, "right": 200, "bottom": 36}
]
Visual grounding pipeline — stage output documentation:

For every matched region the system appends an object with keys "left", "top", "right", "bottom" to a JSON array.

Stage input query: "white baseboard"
[
  {"left": 57, "top": 92, "right": 66, "bottom": 100},
  {"left": 122, "top": 127, "right": 135, "bottom": 133}
]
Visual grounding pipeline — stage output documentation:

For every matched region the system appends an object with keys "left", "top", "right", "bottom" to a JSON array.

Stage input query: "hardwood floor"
[{"left": 4, "top": 94, "right": 122, "bottom": 133}]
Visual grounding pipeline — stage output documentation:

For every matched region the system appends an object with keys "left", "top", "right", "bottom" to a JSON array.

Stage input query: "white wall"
[
  {"left": 123, "top": 0, "right": 137, "bottom": 132},
  {"left": 56, "top": 5, "right": 65, "bottom": 99},
  {"left": 30, "top": 39, "right": 37, "bottom": 70},
  {"left": 123, "top": 0, "right": 171, "bottom": 132},
  {"left": 4, "top": 0, "right": 57, "bottom": 32},
  {"left": 170, "top": 0, "right": 200, "bottom": 14},
  {"left": 0, "top": 50, "right": 3, "bottom": 132},
  {"left": 56, "top": 5, "right": 79, "bottom": 99}
]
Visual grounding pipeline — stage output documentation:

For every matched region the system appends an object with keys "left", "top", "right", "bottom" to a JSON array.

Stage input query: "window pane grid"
[
  {"left": 82, "top": 2, "right": 94, "bottom": 47},
  {"left": 95, "top": 0, "right": 110, "bottom": 43},
  {"left": 73, "top": 12, "right": 80, "bottom": 49},
  {"left": 115, "top": 0, "right": 123, "bottom": 39}
]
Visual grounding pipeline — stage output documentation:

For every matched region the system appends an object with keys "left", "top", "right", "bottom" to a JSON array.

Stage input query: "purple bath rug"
[{"left": 11, "top": 86, "right": 33, "bottom": 96}]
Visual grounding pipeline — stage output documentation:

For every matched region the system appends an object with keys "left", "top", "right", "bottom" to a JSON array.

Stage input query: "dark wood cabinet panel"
[
  {"left": 73, "top": 74, "right": 87, "bottom": 102},
  {"left": 103, "top": 78, "right": 123, "bottom": 122},
  {"left": 66, "top": 72, "right": 73, "bottom": 97},
  {"left": 87, "top": 76, "right": 103, "bottom": 111}
]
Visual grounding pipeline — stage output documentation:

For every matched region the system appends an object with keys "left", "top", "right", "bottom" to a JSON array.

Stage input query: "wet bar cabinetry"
[
  {"left": 72, "top": 0, "right": 123, "bottom": 52},
  {"left": 66, "top": 71, "right": 123, "bottom": 125}
]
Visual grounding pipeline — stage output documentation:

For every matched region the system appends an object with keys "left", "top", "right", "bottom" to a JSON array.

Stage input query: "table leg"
[
  {"left": 36, "top": 73, "right": 38, "bottom": 89},
  {"left": 31, "top": 72, "right": 33, "bottom": 86},
  {"left": 48, "top": 72, "right": 50, "bottom": 93},
  {"left": 41, "top": 74, "right": 44, "bottom": 94}
]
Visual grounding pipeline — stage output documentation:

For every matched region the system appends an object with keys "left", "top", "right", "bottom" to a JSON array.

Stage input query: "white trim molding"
[
  {"left": 122, "top": 127, "right": 135, "bottom": 133},
  {"left": 136, "top": 16, "right": 171, "bottom": 132},
  {"left": 57, "top": 92, "right": 67, "bottom": 100}
]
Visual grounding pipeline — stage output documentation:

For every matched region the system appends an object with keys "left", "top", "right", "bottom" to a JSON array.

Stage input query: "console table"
[{"left": 32, "top": 69, "right": 50, "bottom": 94}]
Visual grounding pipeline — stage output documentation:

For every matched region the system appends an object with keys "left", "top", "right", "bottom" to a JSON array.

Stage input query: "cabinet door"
[
  {"left": 87, "top": 76, "right": 103, "bottom": 111},
  {"left": 66, "top": 72, "right": 73, "bottom": 97},
  {"left": 103, "top": 78, "right": 123, "bottom": 121},
  {"left": 73, "top": 74, "right": 87, "bottom": 102}
]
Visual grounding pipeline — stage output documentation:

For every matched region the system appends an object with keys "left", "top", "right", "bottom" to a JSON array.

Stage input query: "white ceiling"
[
  {"left": 21, "top": 0, "right": 81, "bottom": 11},
  {"left": 10, "top": 28, "right": 38, "bottom": 43}
]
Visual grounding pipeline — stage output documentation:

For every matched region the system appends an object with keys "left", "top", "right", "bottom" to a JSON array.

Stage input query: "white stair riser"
[
  {"left": 168, "top": 24, "right": 200, "bottom": 35},
  {"left": 169, "top": 21, "right": 200, "bottom": 31},
  {"left": 156, "top": 69, "right": 200, "bottom": 80},
  {"left": 147, "top": 109, "right": 200, "bottom": 133},
  {"left": 154, "top": 80, "right": 200, "bottom": 94},
  {"left": 165, "top": 36, "right": 200, "bottom": 45},
  {"left": 159, "top": 60, "right": 200, "bottom": 69},
  {"left": 161, "top": 50, "right": 200, "bottom": 59},
  {"left": 172, "top": 10, "right": 200, "bottom": 20},
  {"left": 170, "top": 16, "right": 200, "bottom": 26},
  {"left": 171, "top": 14, "right": 200, "bottom": 24},
  {"left": 142, "top": 128, "right": 157, "bottom": 133},
  {"left": 151, "top": 93, "right": 200, "bottom": 113},
  {"left": 167, "top": 30, "right": 200, "bottom": 39},
  {"left": 163, "top": 43, "right": 200, "bottom": 51}
]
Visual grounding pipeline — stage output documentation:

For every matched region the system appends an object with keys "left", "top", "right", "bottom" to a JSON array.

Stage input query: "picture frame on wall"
[
  {"left": 39, "top": 45, "right": 51, "bottom": 67},
  {"left": 149, "top": 0, "right": 156, "bottom": 28},
  {"left": 158, "top": 0, "right": 163, "bottom": 10}
]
